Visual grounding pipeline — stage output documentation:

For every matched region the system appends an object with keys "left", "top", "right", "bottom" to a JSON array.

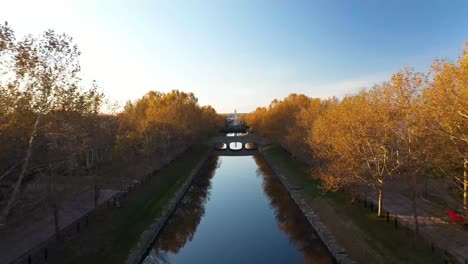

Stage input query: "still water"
[{"left": 142, "top": 155, "right": 332, "bottom": 264}]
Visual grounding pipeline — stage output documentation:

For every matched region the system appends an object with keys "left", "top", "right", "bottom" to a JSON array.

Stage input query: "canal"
[{"left": 142, "top": 155, "right": 332, "bottom": 263}]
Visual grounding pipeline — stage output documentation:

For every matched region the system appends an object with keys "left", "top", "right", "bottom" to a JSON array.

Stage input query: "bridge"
[
  {"left": 209, "top": 134, "right": 268, "bottom": 156},
  {"left": 220, "top": 124, "right": 249, "bottom": 134}
]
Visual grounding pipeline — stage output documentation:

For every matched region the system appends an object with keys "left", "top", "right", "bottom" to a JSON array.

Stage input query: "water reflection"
[
  {"left": 245, "top": 142, "right": 257, "bottom": 150},
  {"left": 226, "top": 132, "right": 247, "bottom": 137},
  {"left": 214, "top": 143, "right": 227, "bottom": 150},
  {"left": 148, "top": 156, "right": 219, "bottom": 259},
  {"left": 229, "top": 142, "right": 242, "bottom": 151},
  {"left": 253, "top": 156, "right": 333, "bottom": 264},
  {"left": 142, "top": 155, "right": 332, "bottom": 264}
]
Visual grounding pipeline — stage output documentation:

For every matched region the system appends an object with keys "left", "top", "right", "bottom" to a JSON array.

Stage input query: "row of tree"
[
  {"left": 243, "top": 45, "right": 467, "bottom": 231},
  {"left": 0, "top": 22, "right": 224, "bottom": 226}
]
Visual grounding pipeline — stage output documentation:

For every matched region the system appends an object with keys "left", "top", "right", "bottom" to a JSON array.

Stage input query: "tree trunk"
[
  {"left": 377, "top": 188, "right": 383, "bottom": 217},
  {"left": 94, "top": 178, "right": 100, "bottom": 209},
  {"left": 412, "top": 174, "right": 419, "bottom": 234},
  {"left": 0, "top": 114, "right": 41, "bottom": 224},
  {"left": 53, "top": 202, "right": 60, "bottom": 239},
  {"left": 423, "top": 176, "right": 428, "bottom": 198},
  {"left": 464, "top": 158, "right": 467, "bottom": 211}
]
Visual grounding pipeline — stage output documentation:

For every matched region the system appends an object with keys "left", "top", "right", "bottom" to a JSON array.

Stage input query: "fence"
[
  {"left": 10, "top": 148, "right": 188, "bottom": 264},
  {"left": 352, "top": 194, "right": 461, "bottom": 264}
]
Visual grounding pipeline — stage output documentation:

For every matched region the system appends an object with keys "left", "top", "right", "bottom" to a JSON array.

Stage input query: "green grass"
[
  {"left": 49, "top": 145, "right": 210, "bottom": 264},
  {"left": 262, "top": 144, "right": 448, "bottom": 264}
]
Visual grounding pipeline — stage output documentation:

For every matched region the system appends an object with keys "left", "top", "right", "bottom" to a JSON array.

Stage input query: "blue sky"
[{"left": 1, "top": 0, "right": 467, "bottom": 112}]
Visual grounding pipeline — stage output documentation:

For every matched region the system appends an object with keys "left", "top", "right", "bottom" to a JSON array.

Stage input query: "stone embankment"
[
  {"left": 258, "top": 148, "right": 355, "bottom": 264},
  {"left": 126, "top": 152, "right": 212, "bottom": 264}
]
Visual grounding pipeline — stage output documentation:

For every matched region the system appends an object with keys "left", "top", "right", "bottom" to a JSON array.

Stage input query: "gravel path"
[{"left": 365, "top": 191, "right": 468, "bottom": 264}]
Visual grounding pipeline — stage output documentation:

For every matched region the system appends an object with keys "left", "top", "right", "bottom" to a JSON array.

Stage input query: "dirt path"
[
  {"left": 0, "top": 189, "right": 119, "bottom": 264},
  {"left": 365, "top": 191, "right": 468, "bottom": 263}
]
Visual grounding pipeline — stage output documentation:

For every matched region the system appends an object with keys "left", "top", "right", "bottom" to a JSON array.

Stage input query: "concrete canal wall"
[{"left": 258, "top": 148, "right": 355, "bottom": 264}]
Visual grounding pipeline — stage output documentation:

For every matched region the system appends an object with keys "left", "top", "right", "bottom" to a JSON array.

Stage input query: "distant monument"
[{"left": 232, "top": 109, "right": 240, "bottom": 126}]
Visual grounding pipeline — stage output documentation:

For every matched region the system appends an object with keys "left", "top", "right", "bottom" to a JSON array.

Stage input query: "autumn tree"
[
  {"left": 115, "top": 90, "right": 223, "bottom": 165},
  {"left": 379, "top": 69, "right": 430, "bottom": 231},
  {"left": 426, "top": 46, "right": 468, "bottom": 210},
  {"left": 0, "top": 23, "right": 103, "bottom": 224},
  {"left": 312, "top": 90, "right": 400, "bottom": 217}
]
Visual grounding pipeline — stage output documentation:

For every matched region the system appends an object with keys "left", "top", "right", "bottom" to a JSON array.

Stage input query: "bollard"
[
  {"left": 394, "top": 217, "right": 398, "bottom": 229},
  {"left": 44, "top": 248, "right": 48, "bottom": 261},
  {"left": 431, "top": 242, "right": 434, "bottom": 252},
  {"left": 386, "top": 212, "right": 390, "bottom": 223},
  {"left": 86, "top": 215, "right": 89, "bottom": 227},
  {"left": 77, "top": 222, "right": 80, "bottom": 233},
  {"left": 370, "top": 201, "right": 373, "bottom": 212},
  {"left": 364, "top": 199, "right": 367, "bottom": 208},
  {"left": 28, "top": 255, "right": 31, "bottom": 264}
]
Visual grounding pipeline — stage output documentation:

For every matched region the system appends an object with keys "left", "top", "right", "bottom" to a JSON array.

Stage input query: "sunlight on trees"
[
  {"left": 244, "top": 46, "right": 468, "bottom": 219},
  {"left": 0, "top": 22, "right": 224, "bottom": 228}
]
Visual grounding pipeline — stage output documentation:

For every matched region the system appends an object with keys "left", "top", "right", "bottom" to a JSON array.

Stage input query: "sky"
[{"left": 0, "top": 0, "right": 467, "bottom": 113}]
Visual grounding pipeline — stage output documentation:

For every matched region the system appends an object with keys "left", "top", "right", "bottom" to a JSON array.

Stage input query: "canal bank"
[
  {"left": 43, "top": 145, "right": 212, "bottom": 264},
  {"left": 126, "top": 152, "right": 212, "bottom": 264},
  {"left": 258, "top": 147, "right": 354, "bottom": 264}
]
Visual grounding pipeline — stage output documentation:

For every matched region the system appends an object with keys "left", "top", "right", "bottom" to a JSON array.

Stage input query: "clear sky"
[{"left": 1, "top": 0, "right": 467, "bottom": 113}]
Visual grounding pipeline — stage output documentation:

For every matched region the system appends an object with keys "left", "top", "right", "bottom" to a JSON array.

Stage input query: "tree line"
[
  {"left": 243, "top": 45, "right": 467, "bottom": 231},
  {"left": 0, "top": 22, "right": 224, "bottom": 227}
]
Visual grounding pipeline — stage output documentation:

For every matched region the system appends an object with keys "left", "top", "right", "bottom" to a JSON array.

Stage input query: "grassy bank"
[
  {"left": 48, "top": 145, "right": 210, "bottom": 264},
  {"left": 262, "top": 145, "right": 447, "bottom": 264}
]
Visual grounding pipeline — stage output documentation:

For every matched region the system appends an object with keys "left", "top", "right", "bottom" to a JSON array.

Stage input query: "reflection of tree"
[
  {"left": 152, "top": 156, "right": 220, "bottom": 255},
  {"left": 143, "top": 250, "right": 170, "bottom": 264},
  {"left": 253, "top": 155, "right": 332, "bottom": 264}
]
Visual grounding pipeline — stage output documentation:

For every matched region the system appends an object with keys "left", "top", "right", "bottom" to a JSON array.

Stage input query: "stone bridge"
[{"left": 209, "top": 134, "right": 268, "bottom": 156}]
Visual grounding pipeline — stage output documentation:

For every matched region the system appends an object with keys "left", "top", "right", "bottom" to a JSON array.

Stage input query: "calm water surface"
[{"left": 142, "top": 155, "right": 332, "bottom": 264}]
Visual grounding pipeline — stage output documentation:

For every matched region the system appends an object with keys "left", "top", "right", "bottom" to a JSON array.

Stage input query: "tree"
[
  {"left": 426, "top": 46, "right": 468, "bottom": 210},
  {"left": 0, "top": 24, "right": 103, "bottom": 224},
  {"left": 312, "top": 90, "right": 399, "bottom": 217},
  {"left": 378, "top": 69, "right": 429, "bottom": 232}
]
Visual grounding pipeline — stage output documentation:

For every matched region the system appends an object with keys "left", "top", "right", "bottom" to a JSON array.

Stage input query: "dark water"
[{"left": 142, "top": 155, "right": 332, "bottom": 264}]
